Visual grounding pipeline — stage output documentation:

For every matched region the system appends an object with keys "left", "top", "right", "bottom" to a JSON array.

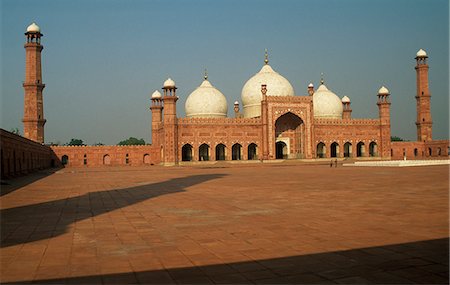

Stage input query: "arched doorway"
[
  {"left": 103, "top": 154, "right": 111, "bottom": 165},
  {"left": 275, "top": 112, "right": 304, "bottom": 159},
  {"left": 61, "top": 155, "right": 69, "bottom": 166},
  {"left": 182, "top": 144, "right": 193, "bottom": 161},
  {"left": 356, "top": 142, "right": 365, "bottom": 157},
  {"left": 344, "top": 142, "right": 352, "bottom": 157},
  {"left": 414, "top": 148, "right": 418, "bottom": 157},
  {"left": 369, "top": 142, "right": 377, "bottom": 157},
  {"left": 143, "top": 154, "right": 151, "bottom": 164},
  {"left": 232, "top": 144, "right": 242, "bottom": 160},
  {"left": 330, "top": 142, "right": 339, "bottom": 158},
  {"left": 316, "top": 142, "right": 326, "bottom": 158},
  {"left": 428, "top": 148, "right": 432, "bottom": 156},
  {"left": 248, "top": 143, "right": 257, "bottom": 160},
  {"left": 437, "top": 147, "right": 442, "bottom": 156},
  {"left": 276, "top": 141, "right": 287, "bottom": 159},
  {"left": 215, "top": 144, "right": 226, "bottom": 161},
  {"left": 199, "top": 144, "right": 210, "bottom": 161}
]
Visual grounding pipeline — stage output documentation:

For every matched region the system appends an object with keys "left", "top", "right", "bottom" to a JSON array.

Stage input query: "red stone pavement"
[{"left": 0, "top": 162, "right": 448, "bottom": 284}]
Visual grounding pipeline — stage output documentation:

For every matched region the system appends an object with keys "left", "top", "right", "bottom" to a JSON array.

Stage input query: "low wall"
[
  {"left": 51, "top": 145, "right": 160, "bottom": 167},
  {"left": 391, "top": 140, "right": 449, "bottom": 160},
  {"left": 0, "top": 129, "right": 57, "bottom": 179}
]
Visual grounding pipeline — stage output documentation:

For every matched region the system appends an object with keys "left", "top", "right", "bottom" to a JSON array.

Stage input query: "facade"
[{"left": 5, "top": 23, "right": 447, "bottom": 170}]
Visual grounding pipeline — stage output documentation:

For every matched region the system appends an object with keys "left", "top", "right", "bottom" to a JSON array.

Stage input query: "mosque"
[{"left": 1, "top": 23, "right": 448, "bottom": 175}]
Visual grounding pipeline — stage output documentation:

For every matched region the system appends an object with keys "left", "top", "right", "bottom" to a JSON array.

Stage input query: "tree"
[
  {"left": 67, "top": 138, "right": 84, "bottom": 146},
  {"left": 118, "top": 137, "right": 146, "bottom": 146},
  {"left": 391, "top": 136, "right": 404, "bottom": 142},
  {"left": 93, "top": 142, "right": 104, "bottom": 146},
  {"left": 10, "top": 128, "right": 20, "bottom": 135}
]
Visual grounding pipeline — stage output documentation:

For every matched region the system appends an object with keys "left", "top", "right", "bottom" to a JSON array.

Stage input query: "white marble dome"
[
  {"left": 241, "top": 64, "right": 295, "bottom": 118},
  {"left": 416, "top": 49, "right": 427, "bottom": 57},
  {"left": 26, "top": 22, "right": 40, "bottom": 33},
  {"left": 313, "top": 84, "right": 343, "bottom": 119},
  {"left": 341, "top": 95, "right": 350, "bottom": 103},
  {"left": 163, "top": 78, "right": 175, "bottom": 88},
  {"left": 378, "top": 86, "right": 390, "bottom": 95},
  {"left": 151, "top": 90, "right": 162, "bottom": 99},
  {"left": 185, "top": 79, "right": 228, "bottom": 118}
]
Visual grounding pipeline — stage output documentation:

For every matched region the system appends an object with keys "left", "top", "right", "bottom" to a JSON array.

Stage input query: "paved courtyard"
[{"left": 1, "top": 163, "right": 448, "bottom": 284}]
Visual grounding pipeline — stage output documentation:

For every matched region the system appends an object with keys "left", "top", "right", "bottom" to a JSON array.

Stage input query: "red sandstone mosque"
[{"left": 1, "top": 23, "right": 448, "bottom": 175}]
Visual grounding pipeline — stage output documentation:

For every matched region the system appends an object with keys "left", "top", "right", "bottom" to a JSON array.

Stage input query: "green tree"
[
  {"left": 67, "top": 138, "right": 84, "bottom": 146},
  {"left": 118, "top": 137, "right": 146, "bottom": 146},
  {"left": 10, "top": 128, "right": 20, "bottom": 135},
  {"left": 391, "top": 136, "right": 404, "bottom": 142}
]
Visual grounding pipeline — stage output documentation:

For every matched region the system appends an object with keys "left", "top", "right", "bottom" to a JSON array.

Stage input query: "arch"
[
  {"left": 437, "top": 147, "right": 442, "bottom": 156},
  {"left": 330, "top": 142, "right": 339, "bottom": 158},
  {"left": 61, "top": 155, "right": 69, "bottom": 166},
  {"left": 182, "top": 144, "right": 193, "bottom": 161},
  {"left": 248, "top": 143, "right": 258, "bottom": 160},
  {"left": 369, "top": 142, "right": 377, "bottom": 157},
  {"left": 344, "top": 142, "right": 352, "bottom": 158},
  {"left": 143, "top": 154, "right": 151, "bottom": 164},
  {"left": 356, "top": 142, "right": 365, "bottom": 157},
  {"left": 125, "top": 153, "right": 129, "bottom": 164},
  {"left": 414, "top": 148, "right": 418, "bottom": 157},
  {"left": 428, "top": 147, "right": 432, "bottom": 156},
  {"left": 83, "top": 154, "right": 87, "bottom": 165},
  {"left": 199, "top": 144, "right": 210, "bottom": 161},
  {"left": 232, "top": 143, "right": 242, "bottom": 160},
  {"left": 276, "top": 141, "right": 288, "bottom": 159},
  {"left": 103, "top": 154, "right": 111, "bottom": 165},
  {"left": 316, "top": 142, "right": 326, "bottom": 158},
  {"left": 215, "top": 144, "right": 226, "bottom": 161},
  {"left": 275, "top": 112, "right": 304, "bottom": 159}
]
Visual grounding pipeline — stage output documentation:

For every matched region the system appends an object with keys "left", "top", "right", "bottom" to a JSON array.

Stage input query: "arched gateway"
[{"left": 275, "top": 112, "right": 304, "bottom": 159}]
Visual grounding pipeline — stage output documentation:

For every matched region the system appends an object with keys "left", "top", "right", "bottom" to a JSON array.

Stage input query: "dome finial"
[
  {"left": 320, "top": 73, "right": 325, "bottom": 85},
  {"left": 264, "top": 48, "right": 269, "bottom": 65},
  {"left": 204, "top": 68, "right": 208, "bottom": 80}
]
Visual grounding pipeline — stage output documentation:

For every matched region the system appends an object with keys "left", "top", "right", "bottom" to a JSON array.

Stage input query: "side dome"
[
  {"left": 151, "top": 90, "right": 162, "bottom": 99},
  {"left": 341, "top": 95, "right": 350, "bottom": 103},
  {"left": 163, "top": 78, "right": 175, "bottom": 88},
  {"left": 26, "top": 22, "right": 40, "bottom": 33},
  {"left": 313, "top": 84, "right": 343, "bottom": 119},
  {"left": 378, "top": 86, "right": 389, "bottom": 95},
  {"left": 416, "top": 49, "right": 427, "bottom": 58},
  {"left": 185, "top": 79, "right": 228, "bottom": 118},
  {"left": 241, "top": 64, "right": 295, "bottom": 118}
]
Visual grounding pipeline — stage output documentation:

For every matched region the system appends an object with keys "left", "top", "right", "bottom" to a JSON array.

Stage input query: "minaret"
[
  {"left": 150, "top": 90, "right": 163, "bottom": 147},
  {"left": 162, "top": 78, "right": 178, "bottom": 165},
  {"left": 415, "top": 49, "right": 432, "bottom": 142},
  {"left": 22, "top": 23, "right": 46, "bottom": 143},
  {"left": 341, "top": 96, "right": 352, "bottom": 119},
  {"left": 377, "top": 86, "right": 391, "bottom": 158}
]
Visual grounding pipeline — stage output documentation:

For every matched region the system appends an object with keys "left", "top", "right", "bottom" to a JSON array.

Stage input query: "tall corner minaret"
[
  {"left": 377, "top": 86, "right": 391, "bottom": 158},
  {"left": 415, "top": 48, "right": 432, "bottom": 142},
  {"left": 161, "top": 78, "right": 178, "bottom": 165},
  {"left": 150, "top": 90, "right": 163, "bottom": 147},
  {"left": 22, "top": 22, "right": 46, "bottom": 143}
]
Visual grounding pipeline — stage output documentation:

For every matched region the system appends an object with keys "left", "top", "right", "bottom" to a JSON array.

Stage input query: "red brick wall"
[
  {"left": 0, "top": 129, "right": 56, "bottom": 179},
  {"left": 391, "top": 140, "right": 449, "bottom": 160},
  {"left": 50, "top": 145, "right": 160, "bottom": 167}
]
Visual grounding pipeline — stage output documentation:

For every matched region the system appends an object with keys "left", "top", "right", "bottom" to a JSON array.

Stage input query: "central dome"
[
  {"left": 313, "top": 83, "right": 343, "bottom": 119},
  {"left": 185, "top": 78, "right": 228, "bottom": 118},
  {"left": 241, "top": 61, "right": 295, "bottom": 118}
]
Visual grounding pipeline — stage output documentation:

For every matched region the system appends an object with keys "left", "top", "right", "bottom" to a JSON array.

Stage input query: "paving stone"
[{"left": 0, "top": 164, "right": 448, "bottom": 284}]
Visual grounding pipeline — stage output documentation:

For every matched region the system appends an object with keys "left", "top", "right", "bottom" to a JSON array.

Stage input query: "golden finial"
[
  {"left": 204, "top": 69, "right": 208, "bottom": 80},
  {"left": 264, "top": 49, "right": 269, "bottom": 65},
  {"left": 320, "top": 73, "right": 324, "bottom": 85}
]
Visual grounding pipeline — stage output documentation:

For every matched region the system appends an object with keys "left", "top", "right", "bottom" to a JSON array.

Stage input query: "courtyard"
[{"left": 0, "top": 162, "right": 448, "bottom": 284}]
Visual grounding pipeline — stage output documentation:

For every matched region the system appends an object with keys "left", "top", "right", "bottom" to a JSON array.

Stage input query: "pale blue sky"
[{"left": 1, "top": 0, "right": 448, "bottom": 145}]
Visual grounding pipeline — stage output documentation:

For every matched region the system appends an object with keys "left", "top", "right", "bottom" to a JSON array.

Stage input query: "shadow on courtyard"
[
  {"left": 4, "top": 238, "right": 449, "bottom": 284},
  {"left": 0, "top": 173, "right": 226, "bottom": 248},
  {"left": 0, "top": 168, "right": 61, "bottom": 197}
]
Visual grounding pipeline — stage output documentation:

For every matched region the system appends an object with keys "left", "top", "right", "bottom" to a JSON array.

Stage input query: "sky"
[{"left": 1, "top": 0, "right": 448, "bottom": 145}]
